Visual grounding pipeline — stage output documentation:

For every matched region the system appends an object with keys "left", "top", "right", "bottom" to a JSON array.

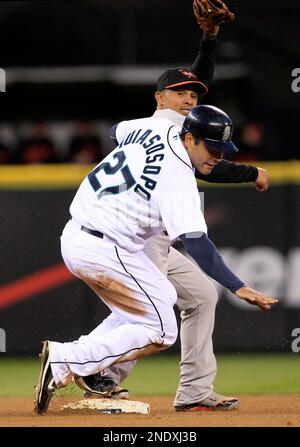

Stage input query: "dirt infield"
[{"left": 0, "top": 395, "right": 300, "bottom": 427}]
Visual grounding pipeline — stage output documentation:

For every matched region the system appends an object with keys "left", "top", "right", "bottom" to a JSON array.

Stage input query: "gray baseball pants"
[{"left": 99, "top": 233, "right": 218, "bottom": 406}]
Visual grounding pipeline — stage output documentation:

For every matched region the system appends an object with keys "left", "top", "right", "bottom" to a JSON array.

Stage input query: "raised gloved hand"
[{"left": 193, "top": 0, "right": 235, "bottom": 35}]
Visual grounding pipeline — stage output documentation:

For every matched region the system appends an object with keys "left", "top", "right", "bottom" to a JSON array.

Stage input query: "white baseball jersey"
[{"left": 70, "top": 116, "right": 207, "bottom": 253}]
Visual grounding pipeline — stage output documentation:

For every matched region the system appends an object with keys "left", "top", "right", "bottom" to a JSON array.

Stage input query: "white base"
[{"left": 61, "top": 398, "right": 150, "bottom": 414}]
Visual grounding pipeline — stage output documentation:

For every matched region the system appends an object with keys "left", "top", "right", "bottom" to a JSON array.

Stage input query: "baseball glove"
[{"left": 193, "top": 0, "right": 235, "bottom": 34}]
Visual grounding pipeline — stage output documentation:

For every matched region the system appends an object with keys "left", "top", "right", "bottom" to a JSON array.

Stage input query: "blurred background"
[
  {"left": 0, "top": 0, "right": 299, "bottom": 163},
  {"left": 0, "top": 0, "right": 299, "bottom": 369}
]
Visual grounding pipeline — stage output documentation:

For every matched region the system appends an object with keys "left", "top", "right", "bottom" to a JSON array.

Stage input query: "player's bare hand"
[
  {"left": 235, "top": 286, "right": 278, "bottom": 310},
  {"left": 255, "top": 167, "right": 269, "bottom": 192}
]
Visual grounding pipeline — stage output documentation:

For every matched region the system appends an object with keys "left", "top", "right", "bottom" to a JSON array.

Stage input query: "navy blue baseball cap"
[{"left": 181, "top": 105, "right": 238, "bottom": 154}]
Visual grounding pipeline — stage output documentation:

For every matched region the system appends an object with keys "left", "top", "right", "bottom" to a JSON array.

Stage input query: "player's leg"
[
  {"left": 167, "top": 247, "right": 218, "bottom": 403},
  {"left": 167, "top": 247, "right": 238, "bottom": 410},
  {"left": 85, "top": 232, "right": 171, "bottom": 393},
  {"left": 50, "top": 220, "right": 178, "bottom": 388},
  {"left": 77, "top": 314, "right": 135, "bottom": 398},
  {"left": 35, "top": 223, "right": 178, "bottom": 413}
]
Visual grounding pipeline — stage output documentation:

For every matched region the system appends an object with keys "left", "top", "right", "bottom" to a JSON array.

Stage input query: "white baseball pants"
[{"left": 49, "top": 219, "right": 178, "bottom": 387}]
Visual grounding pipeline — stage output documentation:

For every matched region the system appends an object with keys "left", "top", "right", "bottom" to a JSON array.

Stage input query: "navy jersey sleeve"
[
  {"left": 191, "top": 34, "right": 218, "bottom": 99},
  {"left": 109, "top": 123, "right": 119, "bottom": 146},
  {"left": 180, "top": 232, "right": 245, "bottom": 293}
]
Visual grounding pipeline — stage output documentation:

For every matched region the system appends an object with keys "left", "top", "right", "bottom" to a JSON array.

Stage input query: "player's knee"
[
  {"left": 179, "top": 285, "right": 218, "bottom": 318},
  {"left": 208, "top": 285, "right": 218, "bottom": 307},
  {"left": 196, "top": 283, "right": 218, "bottom": 310}
]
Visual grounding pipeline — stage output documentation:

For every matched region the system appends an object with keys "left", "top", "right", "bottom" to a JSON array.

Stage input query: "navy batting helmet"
[{"left": 181, "top": 105, "right": 238, "bottom": 154}]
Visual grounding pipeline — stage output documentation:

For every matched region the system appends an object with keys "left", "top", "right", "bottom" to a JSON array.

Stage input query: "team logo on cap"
[
  {"left": 179, "top": 70, "right": 197, "bottom": 80},
  {"left": 222, "top": 125, "right": 232, "bottom": 142}
]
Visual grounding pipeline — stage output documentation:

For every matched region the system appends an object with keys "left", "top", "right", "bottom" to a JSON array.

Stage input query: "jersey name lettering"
[{"left": 122, "top": 128, "right": 165, "bottom": 201}]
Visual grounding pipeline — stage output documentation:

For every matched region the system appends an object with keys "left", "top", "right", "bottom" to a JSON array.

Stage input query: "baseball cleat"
[
  {"left": 174, "top": 392, "right": 239, "bottom": 412},
  {"left": 75, "top": 374, "right": 129, "bottom": 399},
  {"left": 34, "top": 340, "right": 57, "bottom": 415}
]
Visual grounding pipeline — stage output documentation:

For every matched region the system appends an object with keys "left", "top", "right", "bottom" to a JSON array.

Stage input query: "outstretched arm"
[
  {"left": 180, "top": 232, "right": 278, "bottom": 310},
  {"left": 190, "top": 0, "right": 235, "bottom": 96},
  {"left": 196, "top": 160, "right": 269, "bottom": 191},
  {"left": 191, "top": 33, "right": 218, "bottom": 90}
]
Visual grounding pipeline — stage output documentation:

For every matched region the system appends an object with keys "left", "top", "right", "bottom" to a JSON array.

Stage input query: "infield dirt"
[{"left": 0, "top": 395, "right": 300, "bottom": 427}]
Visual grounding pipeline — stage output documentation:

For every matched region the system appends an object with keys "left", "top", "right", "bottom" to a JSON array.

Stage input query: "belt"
[{"left": 81, "top": 225, "right": 104, "bottom": 239}]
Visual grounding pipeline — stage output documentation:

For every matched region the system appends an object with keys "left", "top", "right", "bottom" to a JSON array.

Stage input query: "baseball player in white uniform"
[{"left": 34, "top": 105, "right": 277, "bottom": 414}]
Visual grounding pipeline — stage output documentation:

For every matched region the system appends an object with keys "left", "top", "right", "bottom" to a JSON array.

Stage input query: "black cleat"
[
  {"left": 34, "top": 340, "right": 57, "bottom": 415},
  {"left": 75, "top": 374, "right": 129, "bottom": 399}
]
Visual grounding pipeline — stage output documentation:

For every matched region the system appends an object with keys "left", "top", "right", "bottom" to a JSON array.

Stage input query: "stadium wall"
[{"left": 0, "top": 161, "right": 299, "bottom": 354}]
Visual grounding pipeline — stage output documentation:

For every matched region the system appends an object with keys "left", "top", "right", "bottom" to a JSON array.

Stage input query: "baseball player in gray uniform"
[{"left": 34, "top": 105, "right": 277, "bottom": 414}]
